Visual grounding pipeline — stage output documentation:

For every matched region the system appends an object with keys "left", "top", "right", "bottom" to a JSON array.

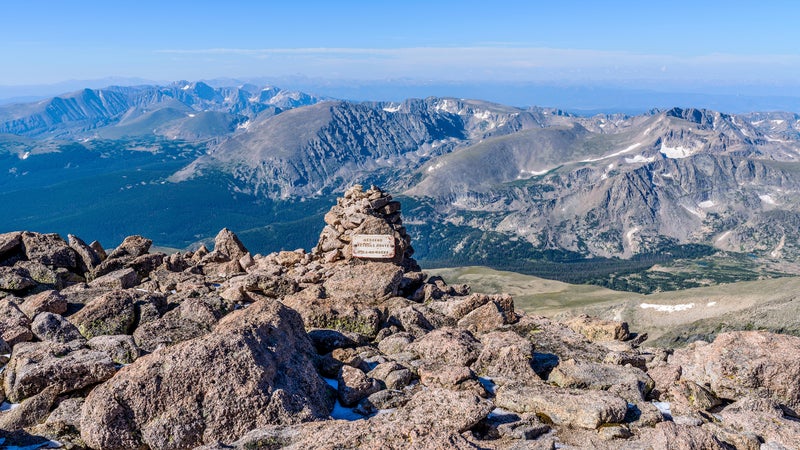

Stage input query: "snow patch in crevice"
[
  {"left": 1, "top": 401, "right": 20, "bottom": 411},
  {"left": 625, "top": 227, "right": 640, "bottom": 247},
  {"left": 652, "top": 401, "right": 673, "bottom": 420},
  {"left": 698, "top": 200, "right": 714, "bottom": 208},
  {"left": 682, "top": 205, "right": 703, "bottom": 218},
  {"left": 478, "top": 377, "right": 496, "bottom": 395},
  {"left": 624, "top": 154, "right": 655, "bottom": 164},
  {"left": 322, "top": 377, "right": 364, "bottom": 421},
  {"left": 517, "top": 168, "right": 550, "bottom": 179},
  {"left": 707, "top": 302, "right": 717, "bottom": 307},
  {"left": 770, "top": 235, "right": 786, "bottom": 258},
  {"left": 715, "top": 230, "right": 732, "bottom": 243},
  {"left": 660, "top": 143, "right": 699, "bottom": 159},
  {"left": 640, "top": 303, "right": 695, "bottom": 313},
  {"left": 759, "top": 194, "right": 777, "bottom": 205},
  {"left": 581, "top": 142, "right": 642, "bottom": 163}
]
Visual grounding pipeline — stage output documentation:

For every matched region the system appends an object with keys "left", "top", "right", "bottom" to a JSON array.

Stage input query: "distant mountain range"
[{"left": 2, "top": 82, "right": 800, "bottom": 291}]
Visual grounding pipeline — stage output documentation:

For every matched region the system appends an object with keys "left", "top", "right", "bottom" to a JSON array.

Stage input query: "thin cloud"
[{"left": 152, "top": 47, "right": 800, "bottom": 84}]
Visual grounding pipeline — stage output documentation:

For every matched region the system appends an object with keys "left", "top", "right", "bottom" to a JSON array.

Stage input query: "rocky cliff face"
[{"left": 1, "top": 188, "right": 798, "bottom": 449}]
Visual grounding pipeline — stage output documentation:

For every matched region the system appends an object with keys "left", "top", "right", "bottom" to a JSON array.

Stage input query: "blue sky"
[{"left": 1, "top": 0, "right": 799, "bottom": 90}]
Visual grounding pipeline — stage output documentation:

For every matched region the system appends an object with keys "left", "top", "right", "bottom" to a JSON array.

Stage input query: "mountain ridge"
[{"left": 3, "top": 83, "right": 800, "bottom": 290}]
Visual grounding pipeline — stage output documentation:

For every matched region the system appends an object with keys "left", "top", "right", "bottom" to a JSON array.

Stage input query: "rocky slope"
[{"left": 1, "top": 186, "right": 798, "bottom": 449}]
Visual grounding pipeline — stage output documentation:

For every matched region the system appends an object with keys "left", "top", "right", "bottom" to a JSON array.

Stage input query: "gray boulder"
[{"left": 30, "top": 312, "right": 85, "bottom": 343}]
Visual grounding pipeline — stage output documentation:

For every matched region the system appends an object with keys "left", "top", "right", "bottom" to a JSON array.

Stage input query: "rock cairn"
[
  {"left": 314, "top": 184, "right": 417, "bottom": 271},
  {"left": 0, "top": 187, "right": 799, "bottom": 449}
]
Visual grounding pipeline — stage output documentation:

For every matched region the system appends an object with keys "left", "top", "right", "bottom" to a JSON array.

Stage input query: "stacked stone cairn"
[{"left": 0, "top": 186, "right": 799, "bottom": 449}]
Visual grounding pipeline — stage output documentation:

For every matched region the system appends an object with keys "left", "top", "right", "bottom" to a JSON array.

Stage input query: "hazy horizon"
[{"left": 3, "top": 0, "right": 800, "bottom": 112}]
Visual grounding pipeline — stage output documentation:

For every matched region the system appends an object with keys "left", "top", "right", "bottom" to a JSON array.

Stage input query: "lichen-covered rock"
[
  {"left": 0, "top": 266, "right": 36, "bottom": 292},
  {"left": 80, "top": 300, "right": 334, "bottom": 450},
  {"left": 70, "top": 289, "right": 167, "bottom": 339}
]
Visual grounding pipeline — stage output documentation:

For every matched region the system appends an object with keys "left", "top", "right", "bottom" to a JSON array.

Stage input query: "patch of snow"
[
  {"left": 661, "top": 172, "right": 674, "bottom": 179},
  {"left": 772, "top": 119, "right": 786, "bottom": 125},
  {"left": 759, "top": 194, "right": 777, "bottom": 205},
  {"left": 715, "top": 230, "right": 732, "bottom": 243},
  {"left": 682, "top": 205, "right": 703, "bottom": 218},
  {"left": 323, "top": 378, "right": 363, "bottom": 421},
  {"left": 474, "top": 110, "right": 491, "bottom": 120},
  {"left": 237, "top": 120, "right": 251, "bottom": 130},
  {"left": 770, "top": 234, "right": 786, "bottom": 258},
  {"left": 382, "top": 105, "right": 401, "bottom": 113},
  {"left": 427, "top": 161, "right": 444, "bottom": 173},
  {"left": 640, "top": 303, "right": 695, "bottom": 313},
  {"left": 517, "top": 168, "right": 549, "bottom": 179},
  {"left": 1, "top": 401, "right": 20, "bottom": 411},
  {"left": 698, "top": 200, "right": 714, "bottom": 208},
  {"left": 652, "top": 401, "right": 673, "bottom": 420},
  {"left": 625, "top": 227, "right": 640, "bottom": 247},
  {"left": 20, "top": 151, "right": 30, "bottom": 160},
  {"left": 181, "top": 84, "right": 191, "bottom": 90},
  {"left": 707, "top": 302, "right": 717, "bottom": 307},
  {"left": 625, "top": 154, "right": 655, "bottom": 164},
  {"left": 660, "top": 143, "right": 699, "bottom": 159},
  {"left": 582, "top": 142, "right": 642, "bottom": 162},
  {"left": 3, "top": 441, "right": 63, "bottom": 450},
  {"left": 478, "top": 377, "right": 496, "bottom": 395},
  {"left": 488, "top": 407, "right": 517, "bottom": 420},
  {"left": 187, "top": 113, "right": 196, "bottom": 118},
  {"left": 643, "top": 127, "right": 652, "bottom": 135}
]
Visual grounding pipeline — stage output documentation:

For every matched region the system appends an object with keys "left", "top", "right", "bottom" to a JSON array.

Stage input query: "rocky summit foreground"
[{"left": 0, "top": 185, "right": 799, "bottom": 450}]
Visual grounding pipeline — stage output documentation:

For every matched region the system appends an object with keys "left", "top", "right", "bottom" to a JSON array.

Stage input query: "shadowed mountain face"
[{"left": 3, "top": 85, "right": 800, "bottom": 285}]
